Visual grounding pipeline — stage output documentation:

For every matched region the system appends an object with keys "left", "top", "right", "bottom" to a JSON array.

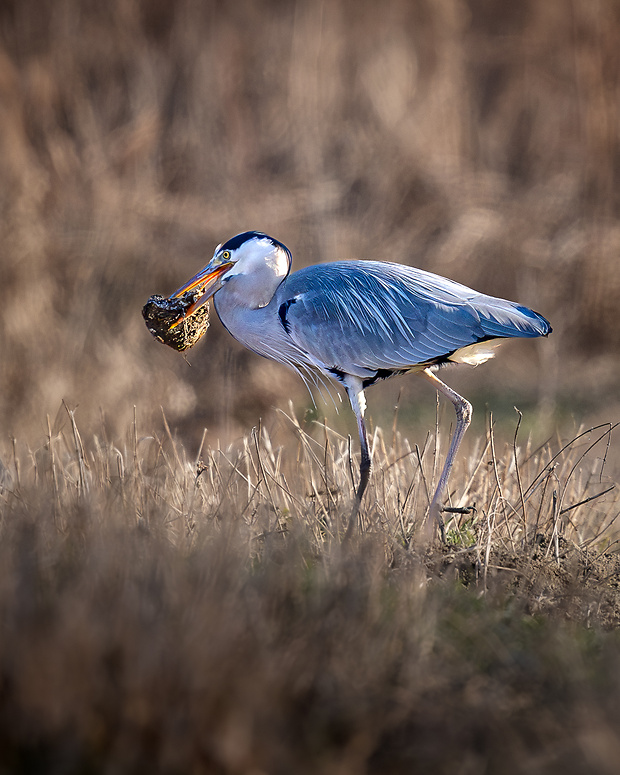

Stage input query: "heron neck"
[
  {"left": 213, "top": 280, "right": 291, "bottom": 363},
  {"left": 218, "top": 261, "right": 288, "bottom": 310}
]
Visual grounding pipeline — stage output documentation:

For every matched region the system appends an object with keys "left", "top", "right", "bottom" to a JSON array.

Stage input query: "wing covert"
[{"left": 276, "top": 261, "right": 548, "bottom": 378}]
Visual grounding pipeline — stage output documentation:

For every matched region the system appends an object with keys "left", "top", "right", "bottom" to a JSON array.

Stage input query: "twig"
[
  {"left": 488, "top": 413, "right": 513, "bottom": 548},
  {"left": 63, "top": 400, "right": 87, "bottom": 493},
  {"left": 513, "top": 408, "right": 527, "bottom": 541},
  {"left": 559, "top": 485, "right": 615, "bottom": 515},
  {"left": 524, "top": 423, "right": 619, "bottom": 499},
  {"left": 252, "top": 424, "right": 277, "bottom": 517}
]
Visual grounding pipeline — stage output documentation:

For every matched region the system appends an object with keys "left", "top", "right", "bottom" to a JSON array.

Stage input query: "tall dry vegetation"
[
  {"left": 1, "top": 0, "right": 620, "bottom": 453},
  {"left": 3, "top": 4, "right": 620, "bottom": 771},
  {"left": 0, "top": 408, "right": 619, "bottom": 772}
]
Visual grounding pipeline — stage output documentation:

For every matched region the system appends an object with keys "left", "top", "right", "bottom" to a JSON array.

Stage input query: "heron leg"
[
  {"left": 344, "top": 379, "right": 371, "bottom": 540},
  {"left": 421, "top": 368, "right": 472, "bottom": 542}
]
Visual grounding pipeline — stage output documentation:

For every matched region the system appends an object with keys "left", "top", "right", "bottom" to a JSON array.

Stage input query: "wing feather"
[{"left": 276, "top": 261, "right": 550, "bottom": 378}]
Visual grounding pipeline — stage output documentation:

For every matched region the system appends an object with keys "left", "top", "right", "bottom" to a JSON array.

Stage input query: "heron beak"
[{"left": 168, "top": 259, "right": 233, "bottom": 328}]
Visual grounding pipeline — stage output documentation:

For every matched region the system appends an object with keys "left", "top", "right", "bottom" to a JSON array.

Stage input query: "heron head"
[{"left": 170, "top": 231, "right": 291, "bottom": 324}]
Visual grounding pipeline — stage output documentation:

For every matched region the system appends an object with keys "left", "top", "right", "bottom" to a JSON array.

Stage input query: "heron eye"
[{"left": 221, "top": 250, "right": 231, "bottom": 260}]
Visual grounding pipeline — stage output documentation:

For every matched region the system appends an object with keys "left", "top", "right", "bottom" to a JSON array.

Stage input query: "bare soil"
[{"left": 426, "top": 542, "right": 620, "bottom": 629}]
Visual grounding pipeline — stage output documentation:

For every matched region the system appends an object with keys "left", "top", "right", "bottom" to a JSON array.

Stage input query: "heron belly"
[{"left": 448, "top": 339, "right": 503, "bottom": 366}]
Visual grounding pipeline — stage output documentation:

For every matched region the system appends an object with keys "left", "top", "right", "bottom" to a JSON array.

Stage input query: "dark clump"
[{"left": 142, "top": 292, "right": 210, "bottom": 351}]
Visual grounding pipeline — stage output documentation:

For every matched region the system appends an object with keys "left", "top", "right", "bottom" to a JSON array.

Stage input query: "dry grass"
[
  {"left": 1, "top": 408, "right": 620, "bottom": 772},
  {"left": 2, "top": 3, "right": 620, "bottom": 770},
  {"left": 1, "top": 0, "right": 620, "bottom": 449}
]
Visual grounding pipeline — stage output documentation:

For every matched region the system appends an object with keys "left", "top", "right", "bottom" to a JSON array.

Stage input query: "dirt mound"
[{"left": 427, "top": 542, "right": 620, "bottom": 628}]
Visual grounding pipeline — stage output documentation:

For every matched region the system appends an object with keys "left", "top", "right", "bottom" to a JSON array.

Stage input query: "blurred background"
[{"left": 1, "top": 0, "right": 619, "bottom": 457}]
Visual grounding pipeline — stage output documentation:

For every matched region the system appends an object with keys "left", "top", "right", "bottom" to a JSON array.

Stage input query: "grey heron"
[{"left": 170, "top": 231, "right": 551, "bottom": 540}]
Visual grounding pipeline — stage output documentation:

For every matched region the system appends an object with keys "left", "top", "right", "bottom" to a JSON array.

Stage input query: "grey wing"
[{"left": 277, "top": 261, "right": 550, "bottom": 380}]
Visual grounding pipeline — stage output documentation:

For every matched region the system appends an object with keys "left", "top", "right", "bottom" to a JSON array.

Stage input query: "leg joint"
[{"left": 459, "top": 398, "right": 473, "bottom": 425}]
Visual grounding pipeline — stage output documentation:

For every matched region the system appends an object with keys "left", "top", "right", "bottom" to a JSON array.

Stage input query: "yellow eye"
[{"left": 221, "top": 250, "right": 231, "bottom": 260}]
